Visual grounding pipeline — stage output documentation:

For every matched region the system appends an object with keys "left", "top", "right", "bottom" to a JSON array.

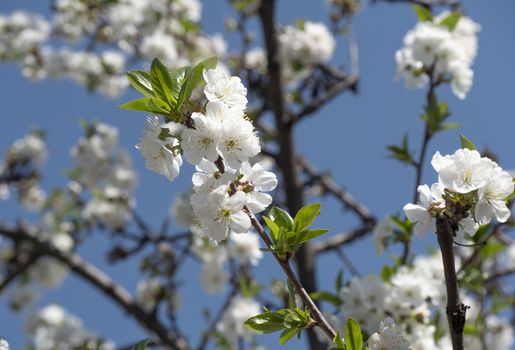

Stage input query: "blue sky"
[{"left": 1, "top": 1, "right": 515, "bottom": 349}]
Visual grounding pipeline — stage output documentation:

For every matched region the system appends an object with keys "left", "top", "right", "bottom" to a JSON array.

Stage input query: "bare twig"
[
  {"left": 291, "top": 27, "right": 359, "bottom": 124},
  {"left": 298, "top": 156, "right": 375, "bottom": 224},
  {"left": 0, "top": 222, "right": 190, "bottom": 350},
  {"left": 0, "top": 252, "right": 43, "bottom": 293},
  {"left": 313, "top": 225, "right": 375, "bottom": 254},
  {"left": 248, "top": 212, "right": 338, "bottom": 341}
]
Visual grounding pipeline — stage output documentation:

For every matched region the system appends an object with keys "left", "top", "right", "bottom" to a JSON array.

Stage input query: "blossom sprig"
[
  {"left": 403, "top": 138, "right": 514, "bottom": 241},
  {"left": 396, "top": 6, "right": 480, "bottom": 99},
  {"left": 121, "top": 57, "right": 277, "bottom": 244}
]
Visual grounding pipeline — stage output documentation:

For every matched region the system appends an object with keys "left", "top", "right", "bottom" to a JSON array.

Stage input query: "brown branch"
[
  {"left": 248, "top": 212, "right": 337, "bottom": 341},
  {"left": 373, "top": 0, "right": 460, "bottom": 6},
  {"left": 312, "top": 225, "right": 375, "bottom": 254},
  {"left": 0, "top": 252, "right": 43, "bottom": 293},
  {"left": 436, "top": 214, "right": 467, "bottom": 350},
  {"left": 291, "top": 27, "right": 359, "bottom": 124},
  {"left": 0, "top": 222, "right": 190, "bottom": 350},
  {"left": 257, "top": 2, "right": 323, "bottom": 349},
  {"left": 297, "top": 156, "right": 375, "bottom": 224}
]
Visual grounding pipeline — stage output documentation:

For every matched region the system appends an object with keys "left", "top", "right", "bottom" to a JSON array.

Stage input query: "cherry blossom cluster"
[
  {"left": 137, "top": 68, "right": 278, "bottom": 244},
  {"left": 1, "top": 131, "right": 48, "bottom": 210},
  {"left": 396, "top": 12, "right": 480, "bottom": 99},
  {"left": 0, "top": 339, "right": 8, "bottom": 350},
  {"left": 0, "top": 215, "right": 74, "bottom": 311},
  {"left": 403, "top": 148, "right": 513, "bottom": 241},
  {"left": 25, "top": 304, "right": 115, "bottom": 350},
  {"left": 367, "top": 318, "right": 411, "bottom": 350},
  {"left": 245, "top": 20, "right": 335, "bottom": 83},
  {"left": 339, "top": 253, "right": 514, "bottom": 349},
  {"left": 172, "top": 194, "right": 264, "bottom": 293},
  {"left": 0, "top": 0, "right": 226, "bottom": 96},
  {"left": 216, "top": 295, "right": 261, "bottom": 342},
  {"left": 71, "top": 122, "right": 137, "bottom": 230}
]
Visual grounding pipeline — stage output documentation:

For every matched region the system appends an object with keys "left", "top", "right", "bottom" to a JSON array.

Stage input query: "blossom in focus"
[
  {"left": 136, "top": 116, "right": 183, "bottom": 181},
  {"left": 403, "top": 183, "right": 444, "bottom": 237}
]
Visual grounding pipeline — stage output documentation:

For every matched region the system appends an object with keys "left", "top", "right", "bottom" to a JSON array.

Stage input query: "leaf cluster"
[
  {"left": 244, "top": 307, "right": 315, "bottom": 345},
  {"left": 119, "top": 57, "right": 218, "bottom": 123},
  {"left": 263, "top": 203, "right": 329, "bottom": 259}
]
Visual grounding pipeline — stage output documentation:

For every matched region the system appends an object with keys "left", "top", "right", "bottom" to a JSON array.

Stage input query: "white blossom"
[
  {"left": 368, "top": 318, "right": 411, "bottom": 350},
  {"left": 238, "top": 161, "right": 278, "bottom": 214},
  {"left": 431, "top": 148, "right": 495, "bottom": 194},
  {"left": 373, "top": 216, "right": 395, "bottom": 255},
  {"left": 203, "top": 68, "right": 248, "bottom": 111},
  {"left": 475, "top": 167, "right": 513, "bottom": 225},
  {"left": 395, "top": 48, "right": 428, "bottom": 89},
  {"left": 216, "top": 295, "right": 260, "bottom": 341},
  {"left": 219, "top": 118, "right": 260, "bottom": 169},
  {"left": 0, "top": 339, "right": 8, "bottom": 350},
  {"left": 136, "top": 278, "right": 161, "bottom": 311},
  {"left": 181, "top": 112, "right": 221, "bottom": 165},
  {"left": 403, "top": 183, "right": 444, "bottom": 237},
  {"left": 136, "top": 116, "right": 183, "bottom": 181},
  {"left": 230, "top": 232, "right": 263, "bottom": 266},
  {"left": 192, "top": 185, "right": 251, "bottom": 243}
]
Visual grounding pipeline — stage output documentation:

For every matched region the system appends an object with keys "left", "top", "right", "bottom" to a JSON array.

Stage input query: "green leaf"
[
  {"left": 480, "top": 241, "right": 505, "bottom": 259},
  {"left": 264, "top": 216, "right": 280, "bottom": 242},
  {"left": 244, "top": 310, "right": 287, "bottom": 334},
  {"left": 412, "top": 5, "right": 433, "bottom": 22},
  {"left": 380, "top": 265, "right": 395, "bottom": 282},
  {"left": 309, "top": 291, "right": 343, "bottom": 306},
  {"left": 279, "top": 328, "right": 299, "bottom": 345},
  {"left": 150, "top": 58, "right": 174, "bottom": 105},
  {"left": 118, "top": 97, "right": 170, "bottom": 115},
  {"left": 293, "top": 203, "right": 321, "bottom": 233},
  {"left": 130, "top": 339, "right": 149, "bottom": 350},
  {"left": 333, "top": 331, "right": 345, "bottom": 349},
  {"left": 345, "top": 318, "right": 363, "bottom": 350},
  {"left": 268, "top": 207, "right": 294, "bottom": 231},
  {"left": 177, "top": 57, "right": 218, "bottom": 109},
  {"left": 386, "top": 133, "right": 414, "bottom": 166},
  {"left": 459, "top": 134, "right": 477, "bottom": 151},
  {"left": 296, "top": 228, "right": 329, "bottom": 244},
  {"left": 170, "top": 66, "right": 191, "bottom": 106},
  {"left": 127, "top": 71, "right": 155, "bottom": 98},
  {"left": 438, "top": 12, "right": 461, "bottom": 31}
]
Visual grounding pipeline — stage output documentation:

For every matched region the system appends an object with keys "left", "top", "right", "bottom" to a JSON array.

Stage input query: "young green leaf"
[
  {"left": 268, "top": 207, "right": 294, "bottom": 231},
  {"left": 127, "top": 71, "right": 155, "bottom": 98},
  {"left": 177, "top": 57, "right": 218, "bottom": 109},
  {"left": 333, "top": 331, "right": 345, "bottom": 349},
  {"left": 293, "top": 203, "right": 321, "bottom": 233},
  {"left": 130, "top": 339, "right": 149, "bottom": 350},
  {"left": 169, "top": 66, "right": 191, "bottom": 106},
  {"left": 263, "top": 216, "right": 280, "bottom": 241},
  {"left": 459, "top": 134, "right": 477, "bottom": 151},
  {"left": 412, "top": 4, "right": 433, "bottom": 22},
  {"left": 279, "top": 328, "right": 299, "bottom": 345},
  {"left": 150, "top": 58, "right": 174, "bottom": 105},
  {"left": 244, "top": 310, "right": 287, "bottom": 334},
  {"left": 309, "top": 291, "right": 343, "bottom": 306},
  {"left": 296, "top": 228, "right": 329, "bottom": 245},
  {"left": 345, "top": 318, "right": 363, "bottom": 350},
  {"left": 438, "top": 12, "right": 461, "bottom": 31}
]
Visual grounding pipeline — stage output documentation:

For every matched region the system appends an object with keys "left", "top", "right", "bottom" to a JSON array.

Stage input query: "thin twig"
[
  {"left": 0, "top": 222, "right": 190, "bottom": 350},
  {"left": 248, "top": 211, "right": 337, "bottom": 341}
]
